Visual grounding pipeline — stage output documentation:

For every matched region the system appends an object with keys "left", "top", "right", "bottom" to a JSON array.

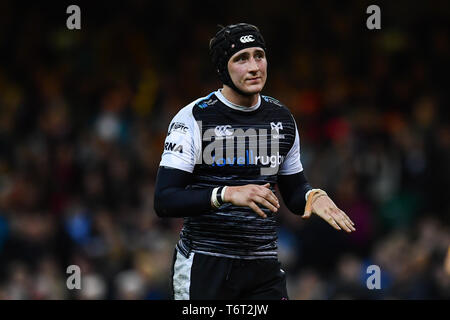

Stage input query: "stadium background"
[{"left": 0, "top": 0, "right": 449, "bottom": 299}]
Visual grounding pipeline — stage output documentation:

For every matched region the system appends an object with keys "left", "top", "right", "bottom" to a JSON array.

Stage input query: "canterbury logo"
[
  {"left": 240, "top": 35, "right": 255, "bottom": 43},
  {"left": 214, "top": 125, "right": 234, "bottom": 137}
]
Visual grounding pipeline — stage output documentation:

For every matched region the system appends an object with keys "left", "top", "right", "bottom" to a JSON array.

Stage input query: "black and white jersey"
[{"left": 159, "top": 89, "right": 304, "bottom": 259}]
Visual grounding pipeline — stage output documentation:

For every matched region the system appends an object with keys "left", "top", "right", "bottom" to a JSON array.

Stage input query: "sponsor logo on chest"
[{"left": 199, "top": 121, "right": 287, "bottom": 175}]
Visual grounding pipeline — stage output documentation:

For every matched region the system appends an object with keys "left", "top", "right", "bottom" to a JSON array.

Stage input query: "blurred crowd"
[{"left": 0, "top": 1, "right": 449, "bottom": 299}]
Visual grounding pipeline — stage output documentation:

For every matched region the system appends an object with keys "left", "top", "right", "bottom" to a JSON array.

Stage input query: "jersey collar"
[{"left": 215, "top": 89, "right": 261, "bottom": 112}]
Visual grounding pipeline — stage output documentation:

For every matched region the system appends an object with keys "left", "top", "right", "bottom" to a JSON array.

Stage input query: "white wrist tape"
[
  {"left": 211, "top": 187, "right": 221, "bottom": 208},
  {"left": 221, "top": 186, "right": 228, "bottom": 203}
]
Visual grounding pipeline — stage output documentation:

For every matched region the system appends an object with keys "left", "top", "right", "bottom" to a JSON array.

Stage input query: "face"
[{"left": 227, "top": 47, "right": 267, "bottom": 95}]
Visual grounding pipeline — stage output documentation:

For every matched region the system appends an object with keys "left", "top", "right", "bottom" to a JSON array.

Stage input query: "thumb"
[
  {"left": 302, "top": 207, "right": 312, "bottom": 219},
  {"left": 263, "top": 183, "right": 270, "bottom": 188},
  {"left": 302, "top": 199, "right": 313, "bottom": 219}
]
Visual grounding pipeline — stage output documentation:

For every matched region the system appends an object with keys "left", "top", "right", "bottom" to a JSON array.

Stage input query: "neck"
[{"left": 221, "top": 85, "right": 259, "bottom": 107}]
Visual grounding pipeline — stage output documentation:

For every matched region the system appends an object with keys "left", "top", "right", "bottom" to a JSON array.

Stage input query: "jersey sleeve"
[
  {"left": 159, "top": 104, "right": 201, "bottom": 173},
  {"left": 278, "top": 117, "right": 304, "bottom": 175}
]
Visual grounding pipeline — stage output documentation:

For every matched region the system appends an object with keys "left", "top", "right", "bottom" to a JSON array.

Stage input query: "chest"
[{"left": 194, "top": 106, "right": 295, "bottom": 175}]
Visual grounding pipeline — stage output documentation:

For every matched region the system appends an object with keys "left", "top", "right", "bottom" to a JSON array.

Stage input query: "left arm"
[
  {"left": 278, "top": 171, "right": 355, "bottom": 233},
  {"left": 277, "top": 170, "right": 311, "bottom": 214},
  {"left": 278, "top": 115, "right": 355, "bottom": 233}
]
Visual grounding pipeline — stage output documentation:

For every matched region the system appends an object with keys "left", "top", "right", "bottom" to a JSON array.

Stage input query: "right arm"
[
  {"left": 153, "top": 166, "right": 279, "bottom": 218},
  {"left": 153, "top": 102, "right": 210, "bottom": 218},
  {"left": 153, "top": 166, "right": 214, "bottom": 217},
  {"left": 153, "top": 102, "right": 279, "bottom": 218}
]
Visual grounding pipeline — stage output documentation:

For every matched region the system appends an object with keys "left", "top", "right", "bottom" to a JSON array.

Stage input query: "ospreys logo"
[{"left": 270, "top": 122, "right": 285, "bottom": 139}]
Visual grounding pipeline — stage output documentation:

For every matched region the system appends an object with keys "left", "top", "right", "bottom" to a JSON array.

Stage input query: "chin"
[{"left": 242, "top": 84, "right": 264, "bottom": 95}]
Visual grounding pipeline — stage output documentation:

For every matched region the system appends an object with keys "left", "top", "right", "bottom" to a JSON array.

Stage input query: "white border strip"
[{"left": 173, "top": 251, "right": 194, "bottom": 300}]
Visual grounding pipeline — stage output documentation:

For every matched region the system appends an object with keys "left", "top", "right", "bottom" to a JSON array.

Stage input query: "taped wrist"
[
  {"left": 211, "top": 186, "right": 228, "bottom": 209},
  {"left": 304, "top": 188, "right": 327, "bottom": 214}
]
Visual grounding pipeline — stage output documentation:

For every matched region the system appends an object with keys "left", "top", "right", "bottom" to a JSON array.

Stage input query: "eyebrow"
[{"left": 232, "top": 49, "right": 265, "bottom": 61}]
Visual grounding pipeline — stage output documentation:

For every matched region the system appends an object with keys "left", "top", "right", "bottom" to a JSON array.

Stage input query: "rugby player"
[{"left": 154, "top": 23, "right": 355, "bottom": 300}]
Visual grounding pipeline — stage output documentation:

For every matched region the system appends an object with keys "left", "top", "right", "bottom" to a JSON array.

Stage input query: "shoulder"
[
  {"left": 170, "top": 92, "right": 216, "bottom": 122},
  {"left": 193, "top": 91, "right": 218, "bottom": 109},
  {"left": 170, "top": 92, "right": 220, "bottom": 122},
  {"left": 166, "top": 96, "right": 205, "bottom": 137},
  {"left": 261, "top": 94, "right": 295, "bottom": 122},
  {"left": 261, "top": 95, "right": 291, "bottom": 113},
  {"left": 261, "top": 95, "right": 285, "bottom": 107},
  {"left": 172, "top": 98, "right": 200, "bottom": 120}
]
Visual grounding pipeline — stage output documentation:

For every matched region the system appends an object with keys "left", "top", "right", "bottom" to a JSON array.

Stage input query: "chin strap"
[{"left": 223, "top": 74, "right": 254, "bottom": 97}]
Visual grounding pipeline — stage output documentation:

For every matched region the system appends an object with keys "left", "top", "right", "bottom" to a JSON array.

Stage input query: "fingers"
[
  {"left": 247, "top": 183, "right": 280, "bottom": 219},
  {"left": 302, "top": 208, "right": 312, "bottom": 219},
  {"left": 248, "top": 201, "right": 267, "bottom": 219},
  {"left": 323, "top": 207, "right": 352, "bottom": 232},
  {"left": 254, "top": 195, "right": 278, "bottom": 213},
  {"left": 328, "top": 198, "right": 356, "bottom": 231},
  {"left": 339, "top": 209, "right": 355, "bottom": 226},
  {"left": 320, "top": 212, "right": 342, "bottom": 230},
  {"left": 303, "top": 191, "right": 317, "bottom": 219},
  {"left": 334, "top": 211, "right": 354, "bottom": 232},
  {"left": 328, "top": 199, "right": 355, "bottom": 227},
  {"left": 333, "top": 207, "right": 356, "bottom": 232},
  {"left": 314, "top": 207, "right": 355, "bottom": 232},
  {"left": 309, "top": 196, "right": 356, "bottom": 232},
  {"left": 259, "top": 184, "right": 280, "bottom": 209},
  {"left": 339, "top": 211, "right": 356, "bottom": 232}
]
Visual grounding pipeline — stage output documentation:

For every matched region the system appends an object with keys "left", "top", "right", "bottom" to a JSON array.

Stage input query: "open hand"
[{"left": 302, "top": 192, "right": 356, "bottom": 233}]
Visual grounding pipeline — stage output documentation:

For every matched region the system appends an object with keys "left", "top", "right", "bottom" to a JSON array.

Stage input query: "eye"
[{"left": 255, "top": 52, "right": 264, "bottom": 60}]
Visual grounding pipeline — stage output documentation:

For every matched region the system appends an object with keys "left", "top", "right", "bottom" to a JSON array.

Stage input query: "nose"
[{"left": 248, "top": 57, "right": 259, "bottom": 72}]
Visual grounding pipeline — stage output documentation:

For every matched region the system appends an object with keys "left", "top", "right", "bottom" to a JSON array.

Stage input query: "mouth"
[{"left": 246, "top": 77, "right": 261, "bottom": 82}]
